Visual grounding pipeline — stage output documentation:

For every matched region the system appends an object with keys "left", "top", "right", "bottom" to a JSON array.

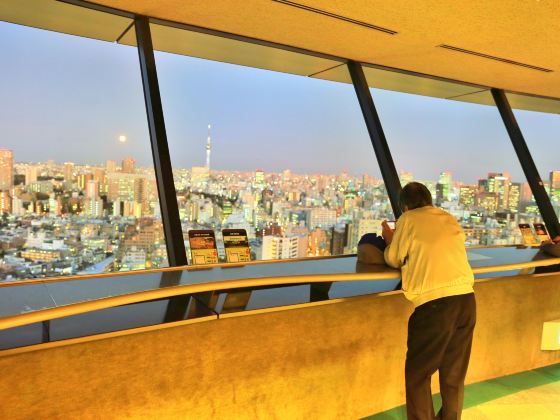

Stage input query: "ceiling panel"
[
  {"left": 119, "top": 21, "right": 341, "bottom": 77},
  {"left": 507, "top": 93, "right": 560, "bottom": 115},
  {"left": 0, "top": 0, "right": 131, "bottom": 42},
  {"left": 450, "top": 90, "right": 560, "bottom": 115},
  {"left": 1, "top": 0, "right": 558, "bottom": 114},
  {"left": 448, "top": 90, "right": 495, "bottom": 108},
  {"left": 90, "top": 0, "right": 560, "bottom": 100},
  {"left": 314, "top": 63, "right": 486, "bottom": 101}
]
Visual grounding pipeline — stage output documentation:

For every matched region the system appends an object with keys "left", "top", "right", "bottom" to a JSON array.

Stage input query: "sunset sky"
[{"left": 0, "top": 21, "right": 558, "bottom": 184}]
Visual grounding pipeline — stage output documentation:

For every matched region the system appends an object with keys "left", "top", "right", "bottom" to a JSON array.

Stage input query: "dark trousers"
[{"left": 405, "top": 293, "right": 476, "bottom": 420}]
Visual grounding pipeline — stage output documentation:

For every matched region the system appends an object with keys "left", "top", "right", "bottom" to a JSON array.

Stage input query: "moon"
[{"left": 119, "top": 135, "right": 127, "bottom": 143}]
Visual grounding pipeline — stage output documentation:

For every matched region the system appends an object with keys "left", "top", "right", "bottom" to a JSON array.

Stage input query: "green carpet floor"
[{"left": 364, "top": 363, "right": 560, "bottom": 419}]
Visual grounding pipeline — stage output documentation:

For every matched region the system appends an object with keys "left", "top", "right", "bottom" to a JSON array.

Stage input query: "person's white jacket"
[{"left": 384, "top": 206, "right": 474, "bottom": 307}]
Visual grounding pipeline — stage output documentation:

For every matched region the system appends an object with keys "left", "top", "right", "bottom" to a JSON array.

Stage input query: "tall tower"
[
  {"left": 0, "top": 149, "right": 14, "bottom": 191},
  {"left": 206, "top": 124, "right": 212, "bottom": 170}
]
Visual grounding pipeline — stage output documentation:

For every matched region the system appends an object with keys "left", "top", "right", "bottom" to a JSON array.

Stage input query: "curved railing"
[{"left": 0, "top": 251, "right": 559, "bottom": 331}]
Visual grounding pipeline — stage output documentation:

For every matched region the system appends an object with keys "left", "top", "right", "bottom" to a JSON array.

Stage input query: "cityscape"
[
  {"left": 2, "top": 17, "right": 559, "bottom": 282},
  {"left": 0, "top": 132, "right": 556, "bottom": 281}
]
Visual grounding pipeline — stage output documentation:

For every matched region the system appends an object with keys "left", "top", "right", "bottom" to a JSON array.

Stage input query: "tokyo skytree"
[{"left": 206, "top": 124, "right": 212, "bottom": 170}]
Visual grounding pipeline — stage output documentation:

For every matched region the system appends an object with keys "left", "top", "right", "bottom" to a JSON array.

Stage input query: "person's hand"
[
  {"left": 381, "top": 220, "right": 394, "bottom": 245},
  {"left": 541, "top": 235, "right": 560, "bottom": 246}
]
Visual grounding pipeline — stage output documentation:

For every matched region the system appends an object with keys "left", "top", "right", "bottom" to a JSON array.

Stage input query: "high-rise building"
[
  {"left": 486, "top": 172, "right": 500, "bottom": 198},
  {"left": 122, "top": 157, "right": 135, "bottom": 174},
  {"left": 436, "top": 171, "right": 452, "bottom": 205},
  {"left": 508, "top": 182, "right": 521, "bottom": 212},
  {"left": 12, "top": 196, "right": 24, "bottom": 216},
  {"left": 77, "top": 173, "right": 93, "bottom": 191},
  {"left": 459, "top": 186, "right": 477, "bottom": 207},
  {"left": 106, "top": 160, "right": 117, "bottom": 173},
  {"left": 254, "top": 169, "right": 265, "bottom": 187},
  {"left": 113, "top": 200, "right": 123, "bottom": 217},
  {"left": 261, "top": 189, "right": 274, "bottom": 215},
  {"left": 550, "top": 171, "right": 560, "bottom": 190},
  {"left": 107, "top": 172, "right": 140, "bottom": 202},
  {"left": 487, "top": 172, "right": 510, "bottom": 210},
  {"left": 435, "top": 183, "right": 445, "bottom": 206},
  {"left": 439, "top": 171, "right": 452, "bottom": 185},
  {"left": 478, "top": 192, "right": 499, "bottom": 212},
  {"left": 330, "top": 224, "right": 349, "bottom": 255},
  {"left": 134, "top": 177, "right": 148, "bottom": 213},
  {"left": 262, "top": 235, "right": 307, "bottom": 260},
  {"left": 85, "top": 197, "right": 104, "bottom": 217},
  {"left": 63, "top": 162, "right": 74, "bottom": 183},
  {"left": 49, "top": 195, "right": 61, "bottom": 216},
  {"left": 94, "top": 168, "right": 107, "bottom": 194},
  {"left": 550, "top": 171, "right": 560, "bottom": 201},
  {"left": 521, "top": 182, "right": 533, "bottom": 204},
  {"left": 25, "top": 165, "right": 38, "bottom": 185},
  {"left": 86, "top": 180, "right": 99, "bottom": 199},
  {"left": 0, "top": 149, "right": 14, "bottom": 191},
  {"left": 94, "top": 168, "right": 106, "bottom": 183},
  {"left": 0, "top": 191, "right": 11, "bottom": 214}
]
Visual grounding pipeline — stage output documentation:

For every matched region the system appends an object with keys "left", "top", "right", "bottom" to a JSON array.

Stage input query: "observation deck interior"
[{"left": 1, "top": 1, "right": 560, "bottom": 419}]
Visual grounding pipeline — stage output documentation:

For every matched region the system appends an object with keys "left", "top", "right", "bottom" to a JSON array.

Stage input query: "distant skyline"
[{"left": 0, "top": 21, "right": 558, "bottom": 184}]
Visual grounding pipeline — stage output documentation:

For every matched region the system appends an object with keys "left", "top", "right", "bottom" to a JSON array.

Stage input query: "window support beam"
[
  {"left": 135, "top": 16, "right": 188, "bottom": 266},
  {"left": 347, "top": 61, "right": 402, "bottom": 218},
  {"left": 492, "top": 88, "right": 560, "bottom": 238}
]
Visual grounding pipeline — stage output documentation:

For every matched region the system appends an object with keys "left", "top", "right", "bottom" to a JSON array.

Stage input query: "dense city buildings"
[
  {"left": 0, "top": 138, "right": 553, "bottom": 282},
  {"left": 0, "top": 152, "right": 165, "bottom": 281}
]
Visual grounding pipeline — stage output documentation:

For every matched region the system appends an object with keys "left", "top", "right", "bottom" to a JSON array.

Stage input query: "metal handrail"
[
  {"left": 0, "top": 244, "right": 536, "bottom": 288},
  {"left": 1, "top": 254, "right": 559, "bottom": 331},
  {"left": 0, "top": 253, "right": 354, "bottom": 288}
]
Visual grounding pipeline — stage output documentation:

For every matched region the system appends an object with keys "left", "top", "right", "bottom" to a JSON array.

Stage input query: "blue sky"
[{"left": 0, "top": 21, "right": 558, "bottom": 184}]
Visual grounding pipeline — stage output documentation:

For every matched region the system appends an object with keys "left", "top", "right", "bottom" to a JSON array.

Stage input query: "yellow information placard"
[
  {"left": 222, "top": 229, "right": 251, "bottom": 263},
  {"left": 519, "top": 223, "right": 537, "bottom": 245},
  {"left": 533, "top": 223, "right": 550, "bottom": 243},
  {"left": 188, "top": 230, "right": 219, "bottom": 265}
]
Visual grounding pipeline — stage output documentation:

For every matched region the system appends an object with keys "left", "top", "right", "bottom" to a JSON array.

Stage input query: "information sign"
[
  {"left": 188, "top": 230, "right": 219, "bottom": 265},
  {"left": 222, "top": 229, "right": 251, "bottom": 263},
  {"left": 518, "top": 223, "right": 537, "bottom": 245},
  {"left": 533, "top": 223, "right": 550, "bottom": 243}
]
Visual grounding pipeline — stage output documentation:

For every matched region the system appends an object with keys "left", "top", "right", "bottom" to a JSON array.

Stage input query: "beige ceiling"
[
  {"left": 0, "top": 0, "right": 130, "bottom": 41},
  {"left": 1, "top": 0, "right": 559, "bottom": 113},
  {"left": 90, "top": 0, "right": 560, "bottom": 100}
]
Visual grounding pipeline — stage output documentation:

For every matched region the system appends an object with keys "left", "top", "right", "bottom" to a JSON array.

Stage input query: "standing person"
[{"left": 382, "top": 182, "right": 475, "bottom": 420}]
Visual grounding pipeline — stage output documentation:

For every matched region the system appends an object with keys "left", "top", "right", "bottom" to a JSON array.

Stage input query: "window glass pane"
[
  {"left": 0, "top": 20, "right": 167, "bottom": 281},
  {"left": 155, "top": 29, "right": 393, "bottom": 263},
  {"left": 369, "top": 85, "right": 542, "bottom": 246},
  {"left": 510, "top": 99, "right": 560, "bottom": 223}
]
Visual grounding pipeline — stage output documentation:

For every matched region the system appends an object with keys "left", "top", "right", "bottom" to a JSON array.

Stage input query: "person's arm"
[{"left": 383, "top": 217, "right": 409, "bottom": 268}]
